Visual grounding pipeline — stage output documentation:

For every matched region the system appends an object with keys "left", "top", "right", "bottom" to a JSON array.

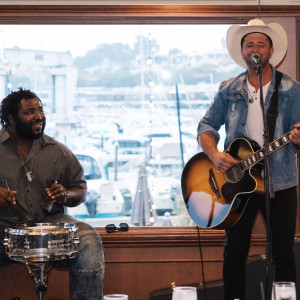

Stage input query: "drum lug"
[
  {"left": 3, "top": 237, "right": 8, "bottom": 246},
  {"left": 24, "top": 241, "right": 30, "bottom": 249},
  {"left": 73, "top": 237, "right": 80, "bottom": 244}
]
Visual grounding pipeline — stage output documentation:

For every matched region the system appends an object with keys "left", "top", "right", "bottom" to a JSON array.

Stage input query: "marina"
[{"left": 63, "top": 101, "right": 208, "bottom": 227}]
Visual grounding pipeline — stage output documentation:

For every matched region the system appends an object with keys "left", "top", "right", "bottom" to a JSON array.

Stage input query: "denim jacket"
[{"left": 197, "top": 65, "right": 300, "bottom": 192}]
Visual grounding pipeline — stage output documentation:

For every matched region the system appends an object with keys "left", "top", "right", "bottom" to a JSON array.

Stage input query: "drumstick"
[
  {"left": 1, "top": 178, "right": 34, "bottom": 227},
  {"left": 43, "top": 179, "right": 57, "bottom": 213}
]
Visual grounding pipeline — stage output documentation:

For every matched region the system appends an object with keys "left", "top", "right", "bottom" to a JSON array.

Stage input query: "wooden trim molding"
[
  {"left": 97, "top": 226, "right": 300, "bottom": 249},
  {"left": 98, "top": 226, "right": 226, "bottom": 248},
  {"left": 97, "top": 226, "right": 267, "bottom": 247},
  {"left": 0, "top": 5, "right": 300, "bottom": 24}
]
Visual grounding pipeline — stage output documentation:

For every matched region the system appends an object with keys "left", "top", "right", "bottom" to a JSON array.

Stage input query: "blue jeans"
[
  {"left": 223, "top": 186, "right": 297, "bottom": 300},
  {"left": 0, "top": 214, "right": 105, "bottom": 300}
]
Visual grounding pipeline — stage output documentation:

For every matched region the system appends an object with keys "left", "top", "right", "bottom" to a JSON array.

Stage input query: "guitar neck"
[{"left": 239, "top": 130, "right": 294, "bottom": 171}]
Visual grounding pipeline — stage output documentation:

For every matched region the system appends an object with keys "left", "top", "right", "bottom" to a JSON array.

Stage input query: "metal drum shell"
[{"left": 4, "top": 223, "right": 79, "bottom": 262}]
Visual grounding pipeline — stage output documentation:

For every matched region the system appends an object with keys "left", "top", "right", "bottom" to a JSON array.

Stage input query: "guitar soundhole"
[{"left": 225, "top": 165, "right": 243, "bottom": 183}]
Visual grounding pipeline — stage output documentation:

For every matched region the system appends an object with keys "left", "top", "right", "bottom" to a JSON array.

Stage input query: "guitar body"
[{"left": 181, "top": 138, "right": 264, "bottom": 229}]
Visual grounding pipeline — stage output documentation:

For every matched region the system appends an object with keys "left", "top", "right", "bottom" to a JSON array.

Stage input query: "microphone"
[{"left": 250, "top": 53, "right": 261, "bottom": 65}]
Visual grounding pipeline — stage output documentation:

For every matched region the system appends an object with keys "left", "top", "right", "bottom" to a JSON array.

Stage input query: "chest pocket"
[
  {"left": 277, "top": 91, "right": 288, "bottom": 103},
  {"left": 227, "top": 93, "right": 245, "bottom": 112}
]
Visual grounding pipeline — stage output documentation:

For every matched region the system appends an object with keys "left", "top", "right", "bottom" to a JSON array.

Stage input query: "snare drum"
[{"left": 4, "top": 223, "right": 79, "bottom": 262}]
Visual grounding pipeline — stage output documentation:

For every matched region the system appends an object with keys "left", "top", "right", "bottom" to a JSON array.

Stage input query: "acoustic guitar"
[{"left": 181, "top": 130, "right": 294, "bottom": 229}]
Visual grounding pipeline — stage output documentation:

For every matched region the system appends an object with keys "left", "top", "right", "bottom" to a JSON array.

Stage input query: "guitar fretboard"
[{"left": 239, "top": 131, "right": 292, "bottom": 171}]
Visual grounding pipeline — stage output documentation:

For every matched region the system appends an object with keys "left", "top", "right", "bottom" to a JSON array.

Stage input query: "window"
[
  {"left": 0, "top": 24, "right": 243, "bottom": 227},
  {"left": 76, "top": 154, "right": 104, "bottom": 180}
]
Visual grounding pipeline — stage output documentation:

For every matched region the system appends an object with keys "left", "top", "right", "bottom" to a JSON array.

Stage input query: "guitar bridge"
[{"left": 208, "top": 168, "right": 221, "bottom": 198}]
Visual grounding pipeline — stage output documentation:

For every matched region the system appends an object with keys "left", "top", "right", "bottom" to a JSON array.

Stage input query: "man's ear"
[
  {"left": 8, "top": 114, "right": 15, "bottom": 124},
  {"left": 270, "top": 47, "right": 274, "bottom": 59}
]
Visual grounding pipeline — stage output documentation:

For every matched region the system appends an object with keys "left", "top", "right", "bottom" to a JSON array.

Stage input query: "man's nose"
[
  {"left": 33, "top": 111, "right": 43, "bottom": 119},
  {"left": 251, "top": 46, "right": 261, "bottom": 53}
]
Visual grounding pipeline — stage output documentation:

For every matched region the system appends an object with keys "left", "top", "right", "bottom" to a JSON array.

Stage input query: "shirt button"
[
  {"left": 29, "top": 204, "right": 32, "bottom": 207},
  {"left": 241, "top": 123, "right": 245, "bottom": 126},
  {"left": 27, "top": 190, "right": 29, "bottom": 193}
]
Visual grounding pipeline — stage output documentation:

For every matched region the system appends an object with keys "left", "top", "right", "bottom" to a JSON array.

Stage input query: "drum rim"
[{"left": 6, "top": 222, "right": 77, "bottom": 232}]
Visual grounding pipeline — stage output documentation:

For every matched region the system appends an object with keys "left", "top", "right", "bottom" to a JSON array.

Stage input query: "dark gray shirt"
[{"left": 0, "top": 128, "right": 86, "bottom": 227}]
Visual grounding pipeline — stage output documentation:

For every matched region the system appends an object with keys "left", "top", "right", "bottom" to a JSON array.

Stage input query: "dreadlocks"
[{"left": 0, "top": 88, "right": 42, "bottom": 128}]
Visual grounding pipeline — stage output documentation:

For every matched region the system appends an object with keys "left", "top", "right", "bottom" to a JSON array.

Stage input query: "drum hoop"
[{"left": 6, "top": 223, "right": 77, "bottom": 234}]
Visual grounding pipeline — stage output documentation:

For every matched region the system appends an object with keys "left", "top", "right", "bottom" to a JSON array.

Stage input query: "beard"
[
  {"left": 244, "top": 54, "right": 270, "bottom": 70},
  {"left": 15, "top": 116, "right": 46, "bottom": 140}
]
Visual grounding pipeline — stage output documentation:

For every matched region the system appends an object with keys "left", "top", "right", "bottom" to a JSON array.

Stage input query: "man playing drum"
[{"left": 0, "top": 88, "right": 105, "bottom": 300}]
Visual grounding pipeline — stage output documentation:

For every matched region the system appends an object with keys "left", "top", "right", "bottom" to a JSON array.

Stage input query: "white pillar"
[{"left": 50, "top": 66, "right": 77, "bottom": 147}]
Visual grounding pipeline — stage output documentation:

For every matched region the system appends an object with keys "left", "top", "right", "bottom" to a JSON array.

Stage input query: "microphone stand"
[{"left": 256, "top": 62, "right": 275, "bottom": 300}]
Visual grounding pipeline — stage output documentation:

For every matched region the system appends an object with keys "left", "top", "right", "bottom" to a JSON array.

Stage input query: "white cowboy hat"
[{"left": 226, "top": 18, "right": 288, "bottom": 69}]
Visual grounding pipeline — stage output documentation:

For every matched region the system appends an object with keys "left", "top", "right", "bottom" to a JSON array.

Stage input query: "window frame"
[{"left": 0, "top": 3, "right": 299, "bottom": 247}]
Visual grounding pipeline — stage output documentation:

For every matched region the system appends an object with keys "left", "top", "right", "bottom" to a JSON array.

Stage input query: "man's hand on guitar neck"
[{"left": 289, "top": 123, "right": 300, "bottom": 147}]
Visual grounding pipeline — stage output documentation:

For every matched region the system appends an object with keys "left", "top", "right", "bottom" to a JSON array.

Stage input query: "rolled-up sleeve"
[{"left": 197, "top": 84, "right": 227, "bottom": 144}]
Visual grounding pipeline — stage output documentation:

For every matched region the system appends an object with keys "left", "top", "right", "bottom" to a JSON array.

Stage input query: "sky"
[{"left": 0, "top": 24, "right": 230, "bottom": 58}]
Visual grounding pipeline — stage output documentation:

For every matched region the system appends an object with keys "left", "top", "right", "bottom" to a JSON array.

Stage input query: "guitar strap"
[{"left": 267, "top": 70, "right": 283, "bottom": 142}]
